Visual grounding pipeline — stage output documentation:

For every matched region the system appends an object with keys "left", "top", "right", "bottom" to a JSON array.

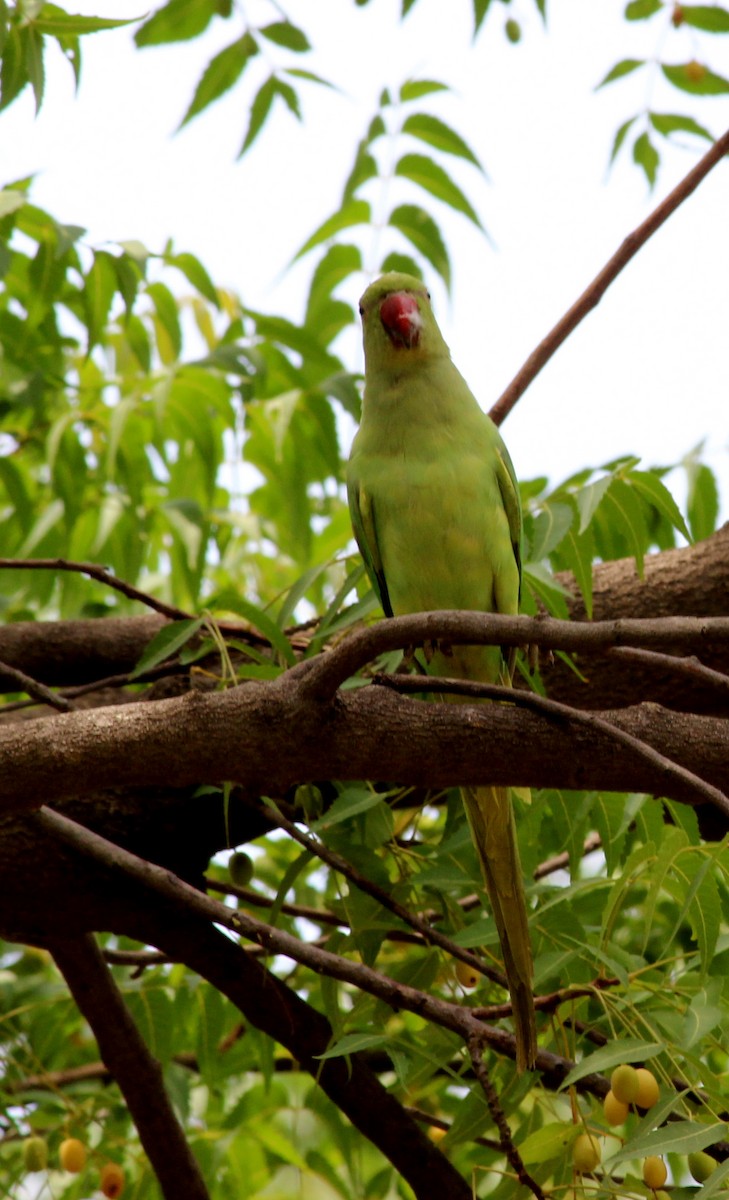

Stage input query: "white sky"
[{"left": 1, "top": 0, "right": 728, "bottom": 518}]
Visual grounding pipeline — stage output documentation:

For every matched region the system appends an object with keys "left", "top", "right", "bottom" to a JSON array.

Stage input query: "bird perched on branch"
[{"left": 347, "top": 272, "right": 537, "bottom": 1071}]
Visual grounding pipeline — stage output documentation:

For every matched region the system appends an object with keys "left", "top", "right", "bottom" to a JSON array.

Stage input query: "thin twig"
[
  {"left": 0, "top": 557, "right": 190, "bottom": 621},
  {"left": 378, "top": 672, "right": 729, "bottom": 817},
  {"left": 261, "top": 800, "right": 509, "bottom": 988},
  {"left": 607, "top": 645, "right": 729, "bottom": 696},
  {"left": 405, "top": 1106, "right": 502, "bottom": 1153},
  {"left": 468, "top": 1035, "right": 547, "bottom": 1199},
  {"left": 0, "top": 658, "right": 74, "bottom": 712},
  {"left": 534, "top": 832, "right": 602, "bottom": 880},
  {"left": 206, "top": 876, "right": 345, "bottom": 928},
  {"left": 489, "top": 126, "right": 729, "bottom": 425},
  {"left": 292, "top": 610, "right": 729, "bottom": 701}
]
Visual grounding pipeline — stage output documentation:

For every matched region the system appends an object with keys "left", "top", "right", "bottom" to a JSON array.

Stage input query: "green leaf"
[
  {"left": 472, "top": 0, "right": 494, "bottom": 34},
  {"left": 24, "top": 24, "right": 45, "bottom": 113},
  {"left": 35, "top": 5, "right": 140, "bottom": 35},
  {"left": 398, "top": 78, "right": 448, "bottom": 101},
  {"left": 632, "top": 130, "right": 660, "bottom": 186},
  {"left": 83, "top": 249, "right": 117, "bottom": 348},
  {"left": 574, "top": 474, "right": 612, "bottom": 534},
  {"left": 609, "top": 115, "right": 637, "bottom": 162},
  {"left": 686, "top": 856, "right": 722, "bottom": 972},
  {"left": 165, "top": 251, "right": 219, "bottom": 307},
  {"left": 560, "top": 1038, "right": 663, "bottom": 1088},
  {"left": 311, "top": 786, "right": 384, "bottom": 832},
  {"left": 210, "top": 594, "right": 296, "bottom": 666},
  {"left": 649, "top": 111, "right": 713, "bottom": 140},
  {"left": 557, "top": 519, "right": 594, "bottom": 616},
  {"left": 316, "top": 1031, "right": 390, "bottom": 1060},
  {"left": 131, "top": 618, "right": 205, "bottom": 678},
  {"left": 608, "top": 1120, "right": 727, "bottom": 1165},
  {"left": 0, "top": 28, "right": 26, "bottom": 112},
  {"left": 625, "top": 0, "right": 662, "bottom": 19},
  {"left": 294, "top": 199, "right": 371, "bottom": 262},
  {"left": 0, "top": 189, "right": 26, "bottom": 218},
  {"left": 596, "top": 58, "right": 645, "bottom": 88},
  {"left": 388, "top": 203, "right": 451, "bottom": 289},
  {"left": 401, "top": 112, "right": 482, "bottom": 168},
  {"left": 305, "top": 243, "right": 361, "bottom": 326},
  {"left": 519, "top": 1122, "right": 576, "bottom": 1166},
  {"left": 602, "top": 476, "right": 648, "bottom": 572},
  {"left": 394, "top": 153, "right": 483, "bottom": 228},
  {"left": 629, "top": 469, "right": 691, "bottom": 541},
  {"left": 662, "top": 61, "right": 729, "bottom": 94},
  {"left": 527, "top": 501, "right": 573, "bottom": 561},
  {"left": 179, "top": 34, "right": 257, "bottom": 127},
  {"left": 259, "top": 20, "right": 310, "bottom": 51},
  {"left": 238, "top": 75, "right": 277, "bottom": 155},
  {"left": 135, "top": 0, "right": 216, "bottom": 46},
  {"left": 147, "top": 280, "right": 182, "bottom": 361},
  {"left": 686, "top": 461, "right": 719, "bottom": 540},
  {"left": 680, "top": 4, "right": 729, "bottom": 31}
]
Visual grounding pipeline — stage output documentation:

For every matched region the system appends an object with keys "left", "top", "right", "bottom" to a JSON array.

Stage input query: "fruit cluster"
[
  {"left": 22, "top": 1135, "right": 124, "bottom": 1197},
  {"left": 572, "top": 1062, "right": 719, "bottom": 1191}
]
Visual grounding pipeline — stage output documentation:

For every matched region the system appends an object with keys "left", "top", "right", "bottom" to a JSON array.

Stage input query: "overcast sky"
[{"left": 1, "top": 0, "right": 728, "bottom": 520}]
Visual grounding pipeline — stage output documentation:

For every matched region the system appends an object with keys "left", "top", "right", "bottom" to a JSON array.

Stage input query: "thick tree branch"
[
  {"left": 0, "top": 664, "right": 727, "bottom": 818},
  {"left": 48, "top": 933, "right": 210, "bottom": 1200},
  {"left": 489, "top": 127, "right": 729, "bottom": 425}
]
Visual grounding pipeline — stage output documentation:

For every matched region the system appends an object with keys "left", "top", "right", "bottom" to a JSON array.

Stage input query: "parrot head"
[{"left": 359, "top": 273, "right": 449, "bottom": 365}]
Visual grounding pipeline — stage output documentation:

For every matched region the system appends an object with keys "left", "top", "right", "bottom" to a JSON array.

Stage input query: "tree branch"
[
  {"left": 378, "top": 672, "right": 729, "bottom": 816},
  {"left": 0, "top": 558, "right": 191, "bottom": 621},
  {"left": 293, "top": 610, "right": 729, "bottom": 701},
  {"left": 489, "top": 127, "right": 729, "bottom": 425},
  {"left": 0, "top": 669, "right": 727, "bottom": 818},
  {"left": 36, "top": 808, "right": 474, "bottom": 1199},
  {"left": 262, "top": 799, "right": 508, "bottom": 987},
  {"left": 468, "top": 1036, "right": 547, "bottom": 1199},
  {"left": 48, "top": 933, "right": 210, "bottom": 1200}
]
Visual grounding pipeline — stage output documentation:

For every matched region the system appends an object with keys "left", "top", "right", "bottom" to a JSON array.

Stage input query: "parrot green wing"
[
  {"left": 493, "top": 439, "right": 523, "bottom": 599},
  {"left": 347, "top": 469, "right": 394, "bottom": 618}
]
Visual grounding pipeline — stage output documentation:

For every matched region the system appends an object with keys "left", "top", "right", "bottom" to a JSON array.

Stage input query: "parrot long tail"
[{"left": 461, "top": 784, "right": 537, "bottom": 1072}]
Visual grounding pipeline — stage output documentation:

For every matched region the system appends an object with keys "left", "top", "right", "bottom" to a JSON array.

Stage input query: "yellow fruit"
[
  {"left": 23, "top": 1135, "right": 48, "bottom": 1172},
  {"left": 428, "top": 1124, "right": 447, "bottom": 1143},
  {"left": 100, "top": 1162, "right": 125, "bottom": 1198},
  {"left": 635, "top": 1067, "right": 659, "bottom": 1109},
  {"left": 572, "top": 1132, "right": 601, "bottom": 1173},
  {"left": 688, "top": 1150, "right": 717, "bottom": 1183},
  {"left": 643, "top": 1156, "right": 667, "bottom": 1188},
  {"left": 59, "top": 1137, "right": 87, "bottom": 1173},
  {"left": 610, "top": 1063, "right": 639, "bottom": 1104},
  {"left": 602, "top": 1089, "right": 629, "bottom": 1126},
  {"left": 454, "top": 959, "right": 480, "bottom": 989},
  {"left": 229, "top": 851, "right": 254, "bottom": 887}
]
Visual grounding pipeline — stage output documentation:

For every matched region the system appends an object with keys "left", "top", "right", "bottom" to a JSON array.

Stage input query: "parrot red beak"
[{"left": 379, "top": 291, "right": 423, "bottom": 349}]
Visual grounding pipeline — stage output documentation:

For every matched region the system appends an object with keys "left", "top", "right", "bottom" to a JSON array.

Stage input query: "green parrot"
[{"left": 347, "top": 272, "right": 537, "bottom": 1071}]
